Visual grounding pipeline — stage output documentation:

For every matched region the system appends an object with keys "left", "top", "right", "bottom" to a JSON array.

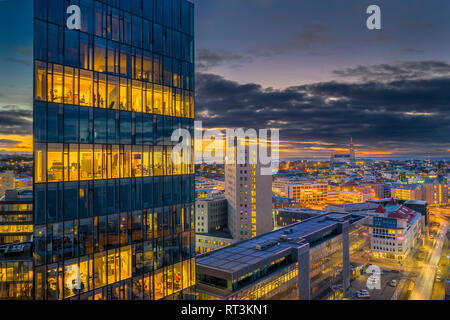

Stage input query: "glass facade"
[
  {"left": 0, "top": 260, "right": 34, "bottom": 300},
  {"left": 33, "top": 0, "right": 195, "bottom": 300}
]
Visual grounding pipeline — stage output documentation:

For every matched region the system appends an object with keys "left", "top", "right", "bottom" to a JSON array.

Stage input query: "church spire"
[{"left": 349, "top": 137, "right": 355, "bottom": 162}]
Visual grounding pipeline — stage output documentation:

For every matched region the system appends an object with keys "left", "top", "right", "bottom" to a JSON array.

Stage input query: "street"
[
  {"left": 410, "top": 209, "right": 449, "bottom": 300},
  {"left": 345, "top": 271, "right": 400, "bottom": 300}
]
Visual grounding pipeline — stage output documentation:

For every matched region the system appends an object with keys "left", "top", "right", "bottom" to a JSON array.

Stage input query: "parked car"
[{"left": 356, "top": 290, "right": 370, "bottom": 299}]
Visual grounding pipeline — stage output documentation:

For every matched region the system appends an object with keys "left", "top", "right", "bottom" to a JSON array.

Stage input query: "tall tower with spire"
[{"left": 349, "top": 137, "right": 356, "bottom": 162}]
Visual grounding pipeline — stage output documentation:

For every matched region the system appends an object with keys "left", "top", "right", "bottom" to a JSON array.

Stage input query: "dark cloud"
[
  {"left": 333, "top": 61, "right": 450, "bottom": 82},
  {"left": 0, "top": 139, "right": 21, "bottom": 145},
  {"left": 196, "top": 61, "right": 450, "bottom": 155},
  {"left": 6, "top": 57, "right": 31, "bottom": 66},
  {"left": 196, "top": 48, "right": 253, "bottom": 71},
  {"left": 0, "top": 105, "right": 32, "bottom": 135},
  {"left": 247, "top": 21, "right": 337, "bottom": 58}
]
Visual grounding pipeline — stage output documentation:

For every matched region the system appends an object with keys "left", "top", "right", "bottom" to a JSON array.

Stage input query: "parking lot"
[{"left": 345, "top": 270, "right": 403, "bottom": 300}]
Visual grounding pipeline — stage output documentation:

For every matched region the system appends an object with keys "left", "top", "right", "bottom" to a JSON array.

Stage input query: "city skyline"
[
  {"left": 0, "top": 0, "right": 448, "bottom": 303},
  {"left": 0, "top": 0, "right": 449, "bottom": 157}
]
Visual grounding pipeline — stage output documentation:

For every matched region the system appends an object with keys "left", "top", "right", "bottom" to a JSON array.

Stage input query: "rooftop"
[
  {"left": 0, "top": 189, "right": 32, "bottom": 202},
  {"left": 196, "top": 212, "right": 363, "bottom": 276},
  {"left": 0, "top": 242, "right": 33, "bottom": 262},
  {"left": 388, "top": 206, "right": 419, "bottom": 223}
]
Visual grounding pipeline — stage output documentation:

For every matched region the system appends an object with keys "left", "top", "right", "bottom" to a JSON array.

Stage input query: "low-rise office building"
[
  {"left": 368, "top": 205, "right": 424, "bottom": 261},
  {"left": 285, "top": 182, "right": 328, "bottom": 207},
  {"left": 327, "top": 191, "right": 372, "bottom": 205},
  {"left": 390, "top": 184, "right": 423, "bottom": 201},
  {"left": 195, "top": 197, "right": 233, "bottom": 254},
  {"left": 195, "top": 197, "right": 228, "bottom": 234},
  {"left": 196, "top": 232, "right": 236, "bottom": 254},
  {"left": 274, "top": 208, "right": 325, "bottom": 229},
  {"left": 195, "top": 212, "right": 365, "bottom": 300},
  {"left": 0, "top": 242, "right": 33, "bottom": 299},
  {"left": 0, "top": 189, "right": 33, "bottom": 245}
]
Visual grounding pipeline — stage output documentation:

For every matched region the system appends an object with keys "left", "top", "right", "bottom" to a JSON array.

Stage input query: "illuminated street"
[{"left": 410, "top": 211, "right": 448, "bottom": 300}]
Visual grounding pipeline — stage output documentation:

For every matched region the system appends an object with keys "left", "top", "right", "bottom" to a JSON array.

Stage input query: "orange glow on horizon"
[
  {"left": 358, "top": 151, "right": 393, "bottom": 156},
  {"left": 0, "top": 134, "right": 33, "bottom": 153}
]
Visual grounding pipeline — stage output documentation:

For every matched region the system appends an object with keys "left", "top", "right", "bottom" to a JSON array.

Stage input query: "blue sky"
[{"left": 0, "top": 0, "right": 33, "bottom": 108}]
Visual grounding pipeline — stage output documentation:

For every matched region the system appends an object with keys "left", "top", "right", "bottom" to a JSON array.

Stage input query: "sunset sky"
[{"left": 0, "top": 0, "right": 449, "bottom": 158}]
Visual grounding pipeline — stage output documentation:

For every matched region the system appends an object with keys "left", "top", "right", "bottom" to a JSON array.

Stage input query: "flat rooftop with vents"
[{"left": 195, "top": 212, "right": 365, "bottom": 300}]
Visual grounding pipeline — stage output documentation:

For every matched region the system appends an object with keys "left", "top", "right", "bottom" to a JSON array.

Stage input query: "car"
[
  {"left": 356, "top": 290, "right": 370, "bottom": 298},
  {"left": 389, "top": 280, "right": 397, "bottom": 287},
  {"left": 435, "top": 275, "right": 442, "bottom": 283},
  {"left": 359, "top": 289, "right": 369, "bottom": 294}
]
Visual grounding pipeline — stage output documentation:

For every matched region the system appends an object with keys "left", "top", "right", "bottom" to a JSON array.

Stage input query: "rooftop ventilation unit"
[
  {"left": 279, "top": 235, "right": 305, "bottom": 245},
  {"left": 255, "top": 239, "right": 278, "bottom": 251}
]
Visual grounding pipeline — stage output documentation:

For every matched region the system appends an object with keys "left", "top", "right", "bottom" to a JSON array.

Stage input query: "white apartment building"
[
  {"left": 368, "top": 205, "right": 424, "bottom": 261},
  {"left": 225, "top": 144, "right": 272, "bottom": 241}
]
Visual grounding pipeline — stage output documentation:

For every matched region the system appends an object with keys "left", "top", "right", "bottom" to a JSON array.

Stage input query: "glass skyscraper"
[{"left": 33, "top": 0, "right": 195, "bottom": 300}]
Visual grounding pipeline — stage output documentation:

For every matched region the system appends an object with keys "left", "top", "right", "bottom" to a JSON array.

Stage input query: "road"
[
  {"left": 345, "top": 271, "right": 400, "bottom": 300},
  {"left": 410, "top": 211, "right": 448, "bottom": 300}
]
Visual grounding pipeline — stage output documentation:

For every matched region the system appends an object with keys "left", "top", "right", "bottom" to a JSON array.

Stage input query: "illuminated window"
[
  {"left": 183, "top": 91, "right": 190, "bottom": 118},
  {"left": 35, "top": 143, "right": 47, "bottom": 183},
  {"left": 107, "top": 75, "right": 119, "bottom": 109},
  {"left": 80, "top": 145, "right": 93, "bottom": 180},
  {"left": 182, "top": 260, "right": 189, "bottom": 290},
  {"left": 154, "top": 84, "right": 163, "bottom": 115},
  {"left": 154, "top": 269, "right": 165, "bottom": 300},
  {"left": 111, "top": 145, "right": 120, "bottom": 179},
  {"left": 94, "top": 145, "right": 103, "bottom": 180},
  {"left": 174, "top": 89, "right": 182, "bottom": 117},
  {"left": 120, "top": 245, "right": 132, "bottom": 281},
  {"left": 47, "top": 143, "right": 63, "bottom": 182},
  {"left": 79, "top": 70, "right": 93, "bottom": 106},
  {"left": 64, "top": 66, "right": 74, "bottom": 104},
  {"left": 141, "top": 146, "right": 149, "bottom": 177},
  {"left": 165, "top": 147, "right": 173, "bottom": 175},
  {"left": 94, "top": 252, "right": 107, "bottom": 289},
  {"left": 163, "top": 86, "right": 172, "bottom": 116},
  {"left": 132, "top": 80, "right": 143, "bottom": 112},
  {"left": 69, "top": 144, "right": 79, "bottom": 181},
  {"left": 154, "top": 147, "right": 163, "bottom": 176},
  {"left": 122, "top": 145, "right": 131, "bottom": 178},
  {"left": 174, "top": 262, "right": 183, "bottom": 293},
  {"left": 145, "top": 83, "right": 153, "bottom": 113},
  {"left": 132, "top": 146, "right": 143, "bottom": 177},
  {"left": 51, "top": 64, "right": 63, "bottom": 103},
  {"left": 119, "top": 77, "right": 129, "bottom": 111},
  {"left": 96, "top": 74, "right": 107, "bottom": 108}
]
